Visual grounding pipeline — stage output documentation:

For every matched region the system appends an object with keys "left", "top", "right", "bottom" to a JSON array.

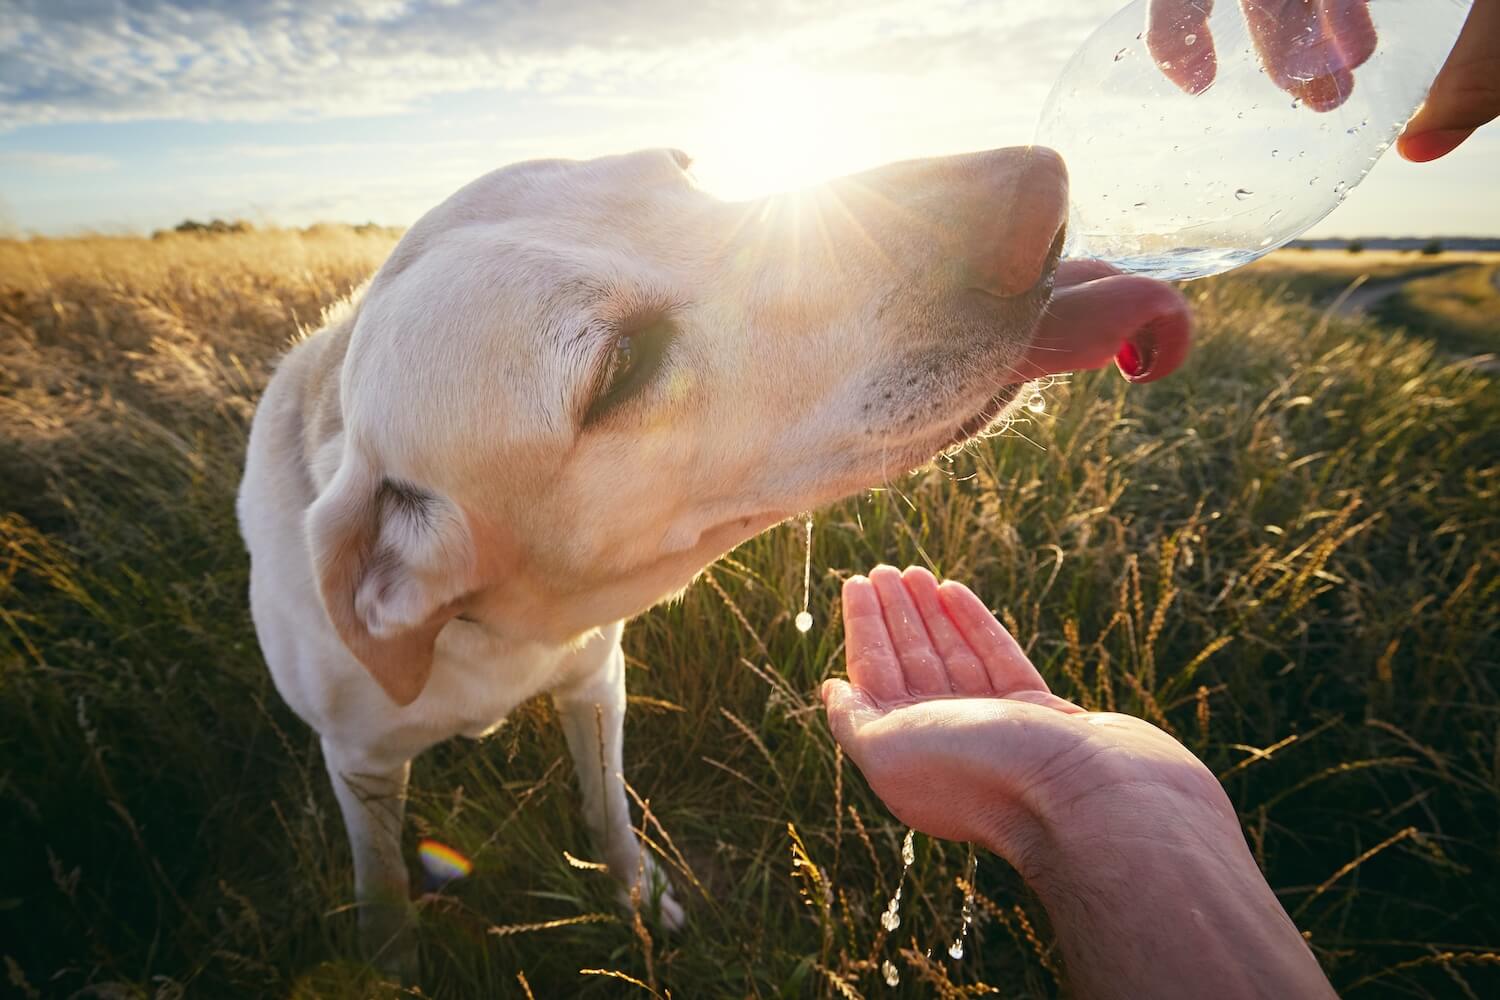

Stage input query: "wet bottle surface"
[{"left": 1036, "top": 0, "right": 1472, "bottom": 280}]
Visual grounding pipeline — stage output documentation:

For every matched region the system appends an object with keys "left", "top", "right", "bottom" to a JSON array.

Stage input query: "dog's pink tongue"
[{"left": 1017, "top": 266, "right": 1192, "bottom": 383}]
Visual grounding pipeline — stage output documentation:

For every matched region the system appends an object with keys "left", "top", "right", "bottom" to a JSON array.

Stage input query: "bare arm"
[{"left": 822, "top": 566, "right": 1335, "bottom": 999}]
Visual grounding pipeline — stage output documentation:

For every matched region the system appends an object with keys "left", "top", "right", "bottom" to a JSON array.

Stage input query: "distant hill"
[{"left": 1289, "top": 236, "right": 1500, "bottom": 252}]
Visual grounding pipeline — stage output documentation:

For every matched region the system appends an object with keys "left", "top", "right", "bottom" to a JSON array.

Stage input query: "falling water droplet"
[
  {"left": 1026, "top": 393, "right": 1046, "bottom": 413},
  {"left": 1270, "top": 148, "right": 1279, "bottom": 157},
  {"left": 883, "top": 960, "right": 900, "bottom": 987},
  {"left": 795, "top": 517, "right": 813, "bottom": 633},
  {"left": 1114, "top": 46, "right": 1129, "bottom": 62},
  {"left": 948, "top": 844, "right": 978, "bottom": 962},
  {"left": 1334, "top": 180, "right": 1349, "bottom": 202},
  {"left": 901, "top": 829, "right": 915, "bottom": 867},
  {"left": 1234, "top": 188, "right": 1253, "bottom": 200},
  {"left": 1184, "top": 32, "right": 1197, "bottom": 45},
  {"left": 1291, "top": 98, "right": 1303, "bottom": 110}
]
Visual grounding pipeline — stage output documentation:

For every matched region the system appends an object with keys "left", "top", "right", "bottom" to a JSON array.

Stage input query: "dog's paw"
[
  {"left": 652, "top": 883, "right": 686, "bottom": 932},
  {"left": 615, "top": 853, "right": 687, "bottom": 932}
]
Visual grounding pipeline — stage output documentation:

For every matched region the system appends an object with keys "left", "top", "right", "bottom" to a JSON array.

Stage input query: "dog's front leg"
[
  {"left": 553, "top": 632, "right": 686, "bottom": 930},
  {"left": 322, "top": 740, "right": 418, "bottom": 976}
]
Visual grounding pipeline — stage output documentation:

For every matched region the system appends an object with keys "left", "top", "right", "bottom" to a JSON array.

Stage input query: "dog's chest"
[{"left": 419, "top": 623, "right": 577, "bottom": 740}]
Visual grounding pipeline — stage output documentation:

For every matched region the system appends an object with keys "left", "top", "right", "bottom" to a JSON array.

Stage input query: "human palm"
[{"left": 822, "top": 567, "right": 1232, "bottom": 865}]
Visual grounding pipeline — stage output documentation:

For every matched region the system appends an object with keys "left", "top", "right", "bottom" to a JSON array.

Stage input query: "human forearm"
[{"left": 993, "top": 790, "right": 1335, "bottom": 1000}]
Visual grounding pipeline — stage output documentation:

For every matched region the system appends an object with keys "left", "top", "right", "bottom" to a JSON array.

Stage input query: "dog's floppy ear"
[{"left": 306, "top": 455, "right": 478, "bottom": 706}]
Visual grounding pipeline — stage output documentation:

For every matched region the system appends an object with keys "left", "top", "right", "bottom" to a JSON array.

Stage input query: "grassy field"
[
  {"left": 2, "top": 233, "right": 1498, "bottom": 998},
  {"left": 1245, "top": 250, "right": 1500, "bottom": 358}
]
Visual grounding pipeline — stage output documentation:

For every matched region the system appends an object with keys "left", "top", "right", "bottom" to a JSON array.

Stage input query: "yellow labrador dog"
[{"left": 237, "top": 146, "right": 1190, "bottom": 965}]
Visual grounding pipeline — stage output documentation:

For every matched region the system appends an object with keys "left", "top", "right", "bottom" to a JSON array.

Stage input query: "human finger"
[
  {"left": 1399, "top": 0, "right": 1500, "bottom": 161},
  {"left": 934, "top": 580, "right": 1050, "bottom": 694},
  {"left": 869, "top": 564, "right": 951, "bottom": 695},
  {"left": 841, "top": 575, "right": 908, "bottom": 703},
  {"left": 899, "top": 567, "right": 992, "bottom": 694},
  {"left": 1148, "top": 0, "right": 1219, "bottom": 95},
  {"left": 1242, "top": 0, "right": 1374, "bottom": 112}
]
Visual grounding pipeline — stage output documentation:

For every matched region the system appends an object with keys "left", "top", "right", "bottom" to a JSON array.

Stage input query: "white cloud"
[
  {"left": 0, "top": 0, "right": 1123, "bottom": 130},
  {"left": 0, "top": 150, "right": 119, "bottom": 173}
]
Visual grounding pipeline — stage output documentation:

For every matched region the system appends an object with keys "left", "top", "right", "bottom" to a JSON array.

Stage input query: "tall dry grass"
[{"left": 1, "top": 235, "right": 1497, "bottom": 997}]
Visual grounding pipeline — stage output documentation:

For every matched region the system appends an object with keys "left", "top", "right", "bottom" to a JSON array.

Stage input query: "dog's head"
[{"left": 307, "top": 147, "right": 1191, "bottom": 704}]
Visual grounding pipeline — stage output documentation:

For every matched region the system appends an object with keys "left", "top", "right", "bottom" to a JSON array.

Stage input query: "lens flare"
[{"left": 418, "top": 839, "right": 473, "bottom": 884}]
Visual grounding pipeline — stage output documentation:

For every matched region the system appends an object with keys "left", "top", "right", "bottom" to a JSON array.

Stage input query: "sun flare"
[{"left": 686, "top": 58, "right": 893, "bottom": 200}]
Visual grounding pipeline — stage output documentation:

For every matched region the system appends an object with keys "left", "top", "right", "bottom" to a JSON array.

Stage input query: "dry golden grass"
[{"left": 1, "top": 231, "right": 1497, "bottom": 998}]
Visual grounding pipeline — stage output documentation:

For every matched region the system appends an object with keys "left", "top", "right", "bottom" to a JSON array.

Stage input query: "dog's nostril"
[{"left": 971, "top": 147, "right": 1070, "bottom": 298}]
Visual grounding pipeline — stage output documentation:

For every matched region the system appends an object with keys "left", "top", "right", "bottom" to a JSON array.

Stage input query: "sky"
[{"left": 1, "top": 0, "right": 1494, "bottom": 238}]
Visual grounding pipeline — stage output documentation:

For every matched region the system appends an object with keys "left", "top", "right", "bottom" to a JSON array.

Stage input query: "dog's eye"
[{"left": 584, "top": 317, "right": 676, "bottom": 425}]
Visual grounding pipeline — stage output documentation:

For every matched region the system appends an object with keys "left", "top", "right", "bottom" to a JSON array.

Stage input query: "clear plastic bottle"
[{"left": 1036, "top": 0, "right": 1472, "bottom": 280}]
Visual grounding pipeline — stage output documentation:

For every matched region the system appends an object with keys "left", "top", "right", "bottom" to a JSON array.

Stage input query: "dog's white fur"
[{"left": 237, "top": 147, "right": 1062, "bottom": 963}]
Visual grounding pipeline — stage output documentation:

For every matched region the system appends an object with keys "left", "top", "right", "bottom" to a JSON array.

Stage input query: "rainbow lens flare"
[{"left": 418, "top": 839, "right": 473, "bottom": 884}]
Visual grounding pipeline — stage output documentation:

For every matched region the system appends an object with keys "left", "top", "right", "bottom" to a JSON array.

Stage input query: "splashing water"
[
  {"left": 794, "top": 516, "right": 814, "bottom": 632},
  {"left": 948, "top": 844, "right": 978, "bottom": 960},
  {"left": 882, "top": 959, "right": 900, "bottom": 986},
  {"left": 880, "top": 885, "right": 902, "bottom": 931}
]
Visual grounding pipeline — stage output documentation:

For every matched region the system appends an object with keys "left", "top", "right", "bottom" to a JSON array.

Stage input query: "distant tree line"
[{"left": 151, "top": 219, "right": 400, "bottom": 239}]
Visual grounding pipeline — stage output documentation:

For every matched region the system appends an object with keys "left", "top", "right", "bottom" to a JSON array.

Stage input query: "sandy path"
[{"left": 1329, "top": 262, "right": 1468, "bottom": 318}]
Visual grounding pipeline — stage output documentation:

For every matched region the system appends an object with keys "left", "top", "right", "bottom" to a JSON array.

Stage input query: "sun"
[{"left": 685, "top": 57, "right": 892, "bottom": 200}]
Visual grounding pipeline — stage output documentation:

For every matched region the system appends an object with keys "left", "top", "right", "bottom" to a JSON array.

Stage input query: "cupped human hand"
[{"left": 821, "top": 566, "right": 1236, "bottom": 869}]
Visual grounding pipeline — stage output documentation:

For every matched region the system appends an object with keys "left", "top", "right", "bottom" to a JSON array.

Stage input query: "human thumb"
[
  {"left": 820, "top": 679, "right": 883, "bottom": 751},
  {"left": 1398, "top": 0, "right": 1500, "bottom": 161}
]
